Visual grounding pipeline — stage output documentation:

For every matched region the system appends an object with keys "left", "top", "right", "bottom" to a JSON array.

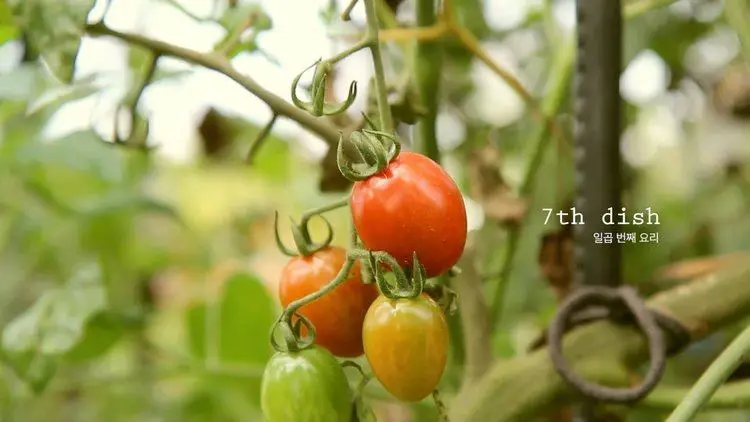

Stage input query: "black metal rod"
[
  {"left": 574, "top": 0, "right": 623, "bottom": 420},
  {"left": 574, "top": 0, "right": 622, "bottom": 289}
]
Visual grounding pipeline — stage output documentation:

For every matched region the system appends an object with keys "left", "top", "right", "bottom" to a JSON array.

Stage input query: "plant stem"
[
  {"left": 488, "top": 39, "right": 574, "bottom": 328},
  {"left": 363, "top": 0, "right": 394, "bottom": 132},
  {"left": 434, "top": 389, "right": 451, "bottom": 422},
  {"left": 329, "top": 40, "right": 371, "bottom": 64},
  {"left": 486, "top": 0, "right": 686, "bottom": 328},
  {"left": 282, "top": 256, "right": 357, "bottom": 324},
  {"left": 414, "top": 0, "right": 442, "bottom": 162},
  {"left": 381, "top": 25, "right": 449, "bottom": 42},
  {"left": 644, "top": 380, "right": 750, "bottom": 411},
  {"left": 299, "top": 197, "right": 349, "bottom": 228},
  {"left": 215, "top": 12, "right": 256, "bottom": 57},
  {"left": 246, "top": 113, "right": 278, "bottom": 165},
  {"left": 665, "top": 325, "right": 750, "bottom": 422},
  {"left": 281, "top": 209, "right": 359, "bottom": 328},
  {"left": 624, "top": 0, "right": 682, "bottom": 18},
  {"left": 454, "top": 247, "right": 493, "bottom": 388},
  {"left": 84, "top": 22, "right": 342, "bottom": 147}
]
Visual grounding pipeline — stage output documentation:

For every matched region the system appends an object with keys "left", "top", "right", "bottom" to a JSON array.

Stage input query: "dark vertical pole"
[{"left": 573, "top": 0, "right": 623, "bottom": 420}]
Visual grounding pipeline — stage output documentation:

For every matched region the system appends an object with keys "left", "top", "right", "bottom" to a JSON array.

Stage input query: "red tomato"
[
  {"left": 350, "top": 152, "right": 467, "bottom": 277},
  {"left": 279, "top": 246, "right": 378, "bottom": 357},
  {"left": 362, "top": 294, "right": 449, "bottom": 402}
]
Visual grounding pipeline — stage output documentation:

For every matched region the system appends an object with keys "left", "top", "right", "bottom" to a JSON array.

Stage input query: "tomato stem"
[
  {"left": 291, "top": 59, "right": 358, "bottom": 117},
  {"left": 340, "top": 0, "right": 360, "bottom": 21},
  {"left": 273, "top": 255, "right": 358, "bottom": 352},
  {"left": 433, "top": 389, "right": 450, "bottom": 422},
  {"left": 272, "top": 197, "right": 348, "bottom": 257}
]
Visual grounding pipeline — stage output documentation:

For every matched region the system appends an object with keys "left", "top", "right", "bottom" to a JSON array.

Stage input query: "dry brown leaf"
[
  {"left": 538, "top": 224, "right": 574, "bottom": 301},
  {"left": 713, "top": 64, "right": 750, "bottom": 119},
  {"left": 319, "top": 143, "right": 353, "bottom": 192},
  {"left": 467, "top": 144, "right": 527, "bottom": 224},
  {"left": 198, "top": 107, "right": 236, "bottom": 158},
  {"left": 654, "top": 251, "right": 750, "bottom": 281}
]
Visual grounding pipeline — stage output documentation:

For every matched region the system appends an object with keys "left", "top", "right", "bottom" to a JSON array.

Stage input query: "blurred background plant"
[{"left": 1, "top": 0, "right": 750, "bottom": 421}]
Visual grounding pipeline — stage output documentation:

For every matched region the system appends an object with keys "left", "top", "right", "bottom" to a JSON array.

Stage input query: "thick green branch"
[
  {"left": 452, "top": 261, "right": 750, "bottom": 422},
  {"left": 84, "top": 22, "right": 341, "bottom": 146},
  {"left": 414, "top": 0, "right": 442, "bottom": 161}
]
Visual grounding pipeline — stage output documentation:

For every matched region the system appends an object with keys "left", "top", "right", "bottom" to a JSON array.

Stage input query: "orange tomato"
[{"left": 279, "top": 246, "right": 378, "bottom": 357}]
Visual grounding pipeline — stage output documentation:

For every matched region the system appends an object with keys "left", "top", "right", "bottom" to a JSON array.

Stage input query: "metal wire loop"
[{"left": 545, "top": 285, "right": 691, "bottom": 403}]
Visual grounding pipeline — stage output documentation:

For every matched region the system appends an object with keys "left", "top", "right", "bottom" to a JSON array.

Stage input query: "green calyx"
[
  {"left": 351, "top": 250, "right": 426, "bottom": 300},
  {"left": 336, "top": 129, "right": 401, "bottom": 181},
  {"left": 291, "top": 59, "right": 357, "bottom": 117},
  {"left": 269, "top": 312, "right": 316, "bottom": 353},
  {"left": 274, "top": 211, "right": 334, "bottom": 257}
]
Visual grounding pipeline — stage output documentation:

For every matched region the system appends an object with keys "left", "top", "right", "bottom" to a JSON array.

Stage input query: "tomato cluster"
[{"left": 261, "top": 148, "right": 466, "bottom": 420}]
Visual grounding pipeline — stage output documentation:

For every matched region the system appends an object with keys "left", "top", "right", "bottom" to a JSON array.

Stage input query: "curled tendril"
[
  {"left": 358, "top": 250, "right": 426, "bottom": 300},
  {"left": 273, "top": 211, "right": 334, "bottom": 257},
  {"left": 336, "top": 129, "right": 401, "bottom": 181},
  {"left": 269, "top": 312, "right": 317, "bottom": 353},
  {"left": 291, "top": 59, "right": 357, "bottom": 117}
]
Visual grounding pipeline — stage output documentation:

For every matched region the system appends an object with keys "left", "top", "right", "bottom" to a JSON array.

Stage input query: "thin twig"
[
  {"left": 84, "top": 22, "right": 342, "bottom": 146},
  {"left": 215, "top": 12, "right": 257, "bottom": 56},
  {"left": 414, "top": 0, "right": 443, "bottom": 161},
  {"left": 246, "top": 113, "right": 278, "bottom": 165},
  {"left": 363, "top": 0, "right": 394, "bottom": 132},
  {"left": 453, "top": 247, "right": 493, "bottom": 388}
]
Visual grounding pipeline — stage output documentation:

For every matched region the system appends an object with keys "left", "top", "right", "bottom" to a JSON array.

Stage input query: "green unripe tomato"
[{"left": 260, "top": 346, "right": 353, "bottom": 422}]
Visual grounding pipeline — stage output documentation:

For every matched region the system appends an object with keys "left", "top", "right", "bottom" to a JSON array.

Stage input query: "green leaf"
[
  {"left": 0, "top": 0, "right": 19, "bottom": 45},
  {"left": 218, "top": 4, "right": 272, "bottom": 32},
  {"left": 0, "top": 64, "right": 48, "bottom": 101},
  {"left": 27, "top": 75, "right": 99, "bottom": 116},
  {"left": 186, "top": 272, "right": 277, "bottom": 365},
  {"left": 16, "top": 0, "right": 97, "bottom": 83},
  {"left": 186, "top": 272, "right": 277, "bottom": 405},
  {"left": 1, "top": 263, "right": 106, "bottom": 392},
  {"left": 64, "top": 310, "right": 141, "bottom": 363},
  {"left": 15, "top": 130, "right": 128, "bottom": 184}
]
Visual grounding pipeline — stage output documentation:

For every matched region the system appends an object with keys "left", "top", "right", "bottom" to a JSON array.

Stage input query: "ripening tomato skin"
[
  {"left": 261, "top": 346, "right": 353, "bottom": 422},
  {"left": 279, "top": 246, "right": 378, "bottom": 357},
  {"left": 362, "top": 294, "right": 449, "bottom": 402},
  {"left": 350, "top": 152, "right": 467, "bottom": 278}
]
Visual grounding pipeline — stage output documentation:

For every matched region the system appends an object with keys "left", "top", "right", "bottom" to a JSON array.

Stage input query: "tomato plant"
[
  {"left": 260, "top": 346, "right": 354, "bottom": 422},
  {"left": 350, "top": 151, "right": 467, "bottom": 278},
  {"left": 279, "top": 246, "right": 378, "bottom": 357},
  {"left": 362, "top": 293, "right": 449, "bottom": 402}
]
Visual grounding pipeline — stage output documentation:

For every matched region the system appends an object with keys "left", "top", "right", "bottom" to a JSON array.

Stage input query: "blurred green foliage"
[{"left": 0, "top": 0, "right": 749, "bottom": 421}]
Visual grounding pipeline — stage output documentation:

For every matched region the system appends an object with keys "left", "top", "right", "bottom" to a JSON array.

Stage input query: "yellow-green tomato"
[
  {"left": 362, "top": 293, "right": 449, "bottom": 402},
  {"left": 260, "top": 346, "right": 353, "bottom": 422}
]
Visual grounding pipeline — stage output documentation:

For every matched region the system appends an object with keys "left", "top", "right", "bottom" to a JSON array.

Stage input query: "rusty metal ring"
[{"left": 546, "top": 285, "right": 667, "bottom": 403}]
